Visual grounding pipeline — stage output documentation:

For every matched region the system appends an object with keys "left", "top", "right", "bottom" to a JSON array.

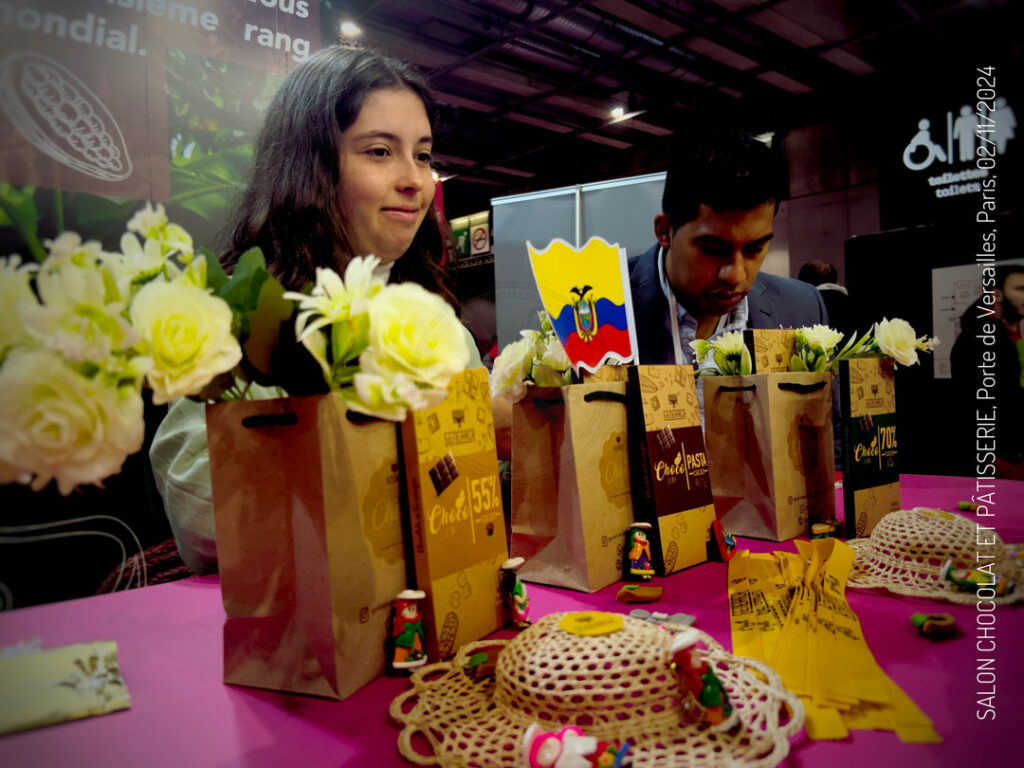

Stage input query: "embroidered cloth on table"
[
  {"left": 847, "top": 507, "right": 1023, "bottom": 604},
  {"left": 0, "top": 640, "right": 130, "bottom": 735},
  {"left": 390, "top": 612, "right": 803, "bottom": 767},
  {"left": 729, "top": 539, "right": 940, "bottom": 743}
]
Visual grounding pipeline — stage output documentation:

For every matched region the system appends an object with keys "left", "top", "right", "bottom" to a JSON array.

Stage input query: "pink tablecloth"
[{"left": 0, "top": 475, "right": 1021, "bottom": 767}]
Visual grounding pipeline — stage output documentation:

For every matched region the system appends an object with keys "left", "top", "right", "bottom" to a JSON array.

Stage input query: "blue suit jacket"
[{"left": 628, "top": 244, "right": 828, "bottom": 364}]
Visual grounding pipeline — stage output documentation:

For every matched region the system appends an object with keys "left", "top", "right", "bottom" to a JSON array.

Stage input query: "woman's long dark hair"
[{"left": 223, "top": 45, "right": 456, "bottom": 308}]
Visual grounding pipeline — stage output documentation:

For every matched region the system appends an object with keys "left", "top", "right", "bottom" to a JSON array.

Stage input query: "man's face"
[
  {"left": 997, "top": 273, "right": 1024, "bottom": 322},
  {"left": 657, "top": 202, "right": 775, "bottom": 322}
]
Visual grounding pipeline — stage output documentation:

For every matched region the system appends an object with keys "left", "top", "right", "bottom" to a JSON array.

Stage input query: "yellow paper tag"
[{"left": 559, "top": 612, "right": 624, "bottom": 636}]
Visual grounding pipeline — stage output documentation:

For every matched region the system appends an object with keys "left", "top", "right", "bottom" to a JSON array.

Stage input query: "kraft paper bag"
[
  {"left": 838, "top": 358, "right": 901, "bottom": 538},
  {"left": 207, "top": 394, "right": 406, "bottom": 700},
  {"left": 400, "top": 368, "right": 509, "bottom": 660},
  {"left": 704, "top": 372, "right": 836, "bottom": 542},
  {"left": 509, "top": 381, "right": 634, "bottom": 593},
  {"left": 626, "top": 365, "right": 716, "bottom": 576}
]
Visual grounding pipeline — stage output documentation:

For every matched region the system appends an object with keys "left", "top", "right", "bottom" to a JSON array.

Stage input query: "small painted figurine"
[
  {"left": 911, "top": 612, "right": 958, "bottom": 639},
  {"left": 523, "top": 724, "right": 632, "bottom": 768},
  {"left": 942, "top": 560, "right": 1014, "bottom": 596},
  {"left": 710, "top": 519, "right": 737, "bottom": 562},
  {"left": 390, "top": 589, "right": 428, "bottom": 670},
  {"left": 670, "top": 628, "right": 739, "bottom": 732},
  {"left": 500, "top": 557, "right": 531, "bottom": 628},
  {"left": 626, "top": 522, "right": 654, "bottom": 580}
]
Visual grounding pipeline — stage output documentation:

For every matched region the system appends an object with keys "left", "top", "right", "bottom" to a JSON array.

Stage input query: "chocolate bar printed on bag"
[
  {"left": 400, "top": 368, "right": 509, "bottom": 660},
  {"left": 626, "top": 365, "right": 716, "bottom": 576},
  {"left": 509, "top": 380, "right": 634, "bottom": 593},
  {"left": 838, "top": 357, "right": 901, "bottom": 538},
  {"left": 704, "top": 372, "right": 836, "bottom": 542},
  {"left": 207, "top": 394, "right": 407, "bottom": 700}
]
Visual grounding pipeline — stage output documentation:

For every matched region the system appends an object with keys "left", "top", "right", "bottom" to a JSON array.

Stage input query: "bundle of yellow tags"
[{"left": 728, "top": 538, "right": 940, "bottom": 743}]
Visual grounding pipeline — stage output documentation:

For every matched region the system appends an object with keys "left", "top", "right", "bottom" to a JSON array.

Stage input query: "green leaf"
[
  {"left": 331, "top": 321, "right": 354, "bottom": 364},
  {"left": 0, "top": 184, "right": 46, "bottom": 262},
  {"left": 200, "top": 246, "right": 229, "bottom": 293},
  {"left": 789, "top": 355, "right": 809, "bottom": 372},
  {"left": 243, "top": 276, "right": 294, "bottom": 376}
]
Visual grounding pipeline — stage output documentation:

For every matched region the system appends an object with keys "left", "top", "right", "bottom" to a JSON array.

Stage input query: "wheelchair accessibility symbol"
[{"left": 902, "top": 118, "right": 948, "bottom": 171}]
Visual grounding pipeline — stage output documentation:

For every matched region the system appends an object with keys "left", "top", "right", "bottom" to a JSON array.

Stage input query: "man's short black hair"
[{"left": 661, "top": 131, "right": 787, "bottom": 229}]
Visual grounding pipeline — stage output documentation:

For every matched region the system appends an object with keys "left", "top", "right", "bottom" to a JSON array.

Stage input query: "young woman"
[{"left": 150, "top": 46, "right": 481, "bottom": 574}]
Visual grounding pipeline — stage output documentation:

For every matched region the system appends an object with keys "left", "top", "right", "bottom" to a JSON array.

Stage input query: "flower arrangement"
[
  {"left": 689, "top": 320, "right": 939, "bottom": 378},
  {"left": 490, "top": 311, "right": 572, "bottom": 401},
  {"left": 689, "top": 331, "right": 752, "bottom": 376},
  {"left": 789, "top": 318, "right": 939, "bottom": 373},
  {"left": 0, "top": 205, "right": 467, "bottom": 494}
]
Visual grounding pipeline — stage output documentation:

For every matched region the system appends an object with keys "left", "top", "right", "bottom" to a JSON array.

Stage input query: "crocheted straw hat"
[
  {"left": 847, "top": 507, "right": 1023, "bottom": 605},
  {"left": 390, "top": 612, "right": 803, "bottom": 767}
]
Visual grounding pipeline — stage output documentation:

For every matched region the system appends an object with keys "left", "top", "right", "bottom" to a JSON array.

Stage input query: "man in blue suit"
[{"left": 629, "top": 132, "right": 827, "bottom": 366}]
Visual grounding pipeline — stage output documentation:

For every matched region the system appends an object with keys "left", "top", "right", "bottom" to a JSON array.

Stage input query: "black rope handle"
[
  {"left": 777, "top": 381, "right": 827, "bottom": 394},
  {"left": 583, "top": 390, "right": 629, "bottom": 404},
  {"left": 717, "top": 384, "right": 757, "bottom": 393},
  {"left": 532, "top": 396, "right": 565, "bottom": 408},
  {"left": 346, "top": 410, "right": 386, "bottom": 424},
  {"left": 241, "top": 412, "right": 298, "bottom": 428}
]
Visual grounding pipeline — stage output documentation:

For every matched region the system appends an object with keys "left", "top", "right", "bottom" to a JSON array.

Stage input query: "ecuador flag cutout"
[{"left": 527, "top": 237, "right": 638, "bottom": 374}]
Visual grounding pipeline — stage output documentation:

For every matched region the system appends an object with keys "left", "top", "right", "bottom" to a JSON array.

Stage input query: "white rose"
[
  {"left": 874, "top": 317, "right": 919, "bottom": 367},
  {"left": 490, "top": 337, "right": 533, "bottom": 400},
  {"left": 360, "top": 282, "right": 469, "bottom": 390},
  {"left": 0, "top": 348, "right": 144, "bottom": 494},
  {"left": 537, "top": 335, "right": 570, "bottom": 374},
  {"left": 131, "top": 279, "right": 241, "bottom": 404}
]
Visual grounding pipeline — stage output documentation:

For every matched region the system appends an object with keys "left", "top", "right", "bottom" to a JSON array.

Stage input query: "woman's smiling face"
[{"left": 337, "top": 88, "right": 435, "bottom": 265}]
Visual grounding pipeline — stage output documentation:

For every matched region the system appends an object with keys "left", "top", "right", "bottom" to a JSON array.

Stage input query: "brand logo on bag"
[
  {"left": 654, "top": 447, "right": 708, "bottom": 483},
  {"left": 427, "top": 475, "right": 501, "bottom": 537},
  {"left": 853, "top": 425, "right": 898, "bottom": 465},
  {"left": 444, "top": 429, "right": 476, "bottom": 446}
]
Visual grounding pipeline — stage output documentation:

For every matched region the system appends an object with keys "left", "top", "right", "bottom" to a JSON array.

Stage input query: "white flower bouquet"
[
  {"left": 689, "top": 330, "right": 753, "bottom": 376},
  {"left": 789, "top": 318, "right": 939, "bottom": 373},
  {"left": 490, "top": 311, "right": 572, "bottom": 402},
  {"left": 0, "top": 205, "right": 467, "bottom": 495}
]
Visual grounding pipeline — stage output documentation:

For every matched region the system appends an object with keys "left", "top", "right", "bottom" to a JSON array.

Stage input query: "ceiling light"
[
  {"left": 339, "top": 21, "right": 362, "bottom": 37},
  {"left": 610, "top": 106, "right": 625, "bottom": 119}
]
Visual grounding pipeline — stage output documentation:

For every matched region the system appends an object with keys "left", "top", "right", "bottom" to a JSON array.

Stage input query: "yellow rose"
[
  {"left": 131, "top": 279, "right": 241, "bottom": 404},
  {"left": 0, "top": 348, "right": 144, "bottom": 494},
  {"left": 874, "top": 317, "right": 919, "bottom": 367},
  {"left": 360, "top": 282, "right": 469, "bottom": 390}
]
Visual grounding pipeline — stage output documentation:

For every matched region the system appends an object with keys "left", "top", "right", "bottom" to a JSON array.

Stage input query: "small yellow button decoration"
[{"left": 559, "top": 611, "right": 624, "bottom": 636}]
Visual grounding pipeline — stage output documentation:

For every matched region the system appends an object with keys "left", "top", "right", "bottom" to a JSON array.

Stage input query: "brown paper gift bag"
[
  {"left": 207, "top": 394, "right": 406, "bottom": 699},
  {"left": 399, "top": 369, "right": 509, "bottom": 660},
  {"left": 509, "top": 381, "right": 634, "bottom": 593},
  {"left": 703, "top": 372, "right": 836, "bottom": 542}
]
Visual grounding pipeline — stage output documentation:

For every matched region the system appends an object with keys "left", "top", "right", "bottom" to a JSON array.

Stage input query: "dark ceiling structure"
[{"left": 323, "top": 0, "right": 1020, "bottom": 215}]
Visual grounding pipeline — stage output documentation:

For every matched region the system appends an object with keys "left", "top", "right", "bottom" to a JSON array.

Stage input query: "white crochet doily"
[
  {"left": 390, "top": 613, "right": 803, "bottom": 768},
  {"left": 847, "top": 508, "right": 1022, "bottom": 605}
]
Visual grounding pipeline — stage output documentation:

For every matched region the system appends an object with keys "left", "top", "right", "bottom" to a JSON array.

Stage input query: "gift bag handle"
[
  {"left": 241, "top": 412, "right": 299, "bottom": 428},
  {"left": 717, "top": 384, "right": 757, "bottom": 393},
  {"left": 776, "top": 381, "right": 827, "bottom": 395},
  {"left": 583, "top": 390, "right": 629, "bottom": 404}
]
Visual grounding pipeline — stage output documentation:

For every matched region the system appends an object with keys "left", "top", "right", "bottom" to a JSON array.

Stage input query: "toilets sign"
[
  {"left": 882, "top": 78, "right": 1016, "bottom": 230},
  {"left": 901, "top": 98, "right": 1015, "bottom": 196}
]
